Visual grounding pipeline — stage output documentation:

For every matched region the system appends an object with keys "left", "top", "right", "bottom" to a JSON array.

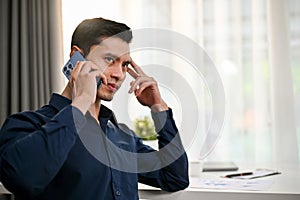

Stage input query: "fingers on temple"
[{"left": 129, "top": 60, "right": 146, "bottom": 76}]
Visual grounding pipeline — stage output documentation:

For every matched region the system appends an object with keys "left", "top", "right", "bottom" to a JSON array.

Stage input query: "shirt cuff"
[{"left": 151, "top": 108, "right": 173, "bottom": 132}]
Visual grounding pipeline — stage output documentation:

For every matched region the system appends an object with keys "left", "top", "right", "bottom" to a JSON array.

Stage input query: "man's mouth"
[{"left": 106, "top": 83, "right": 118, "bottom": 92}]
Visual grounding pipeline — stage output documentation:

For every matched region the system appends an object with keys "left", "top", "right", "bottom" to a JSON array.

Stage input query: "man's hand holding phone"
[
  {"left": 62, "top": 51, "right": 107, "bottom": 114},
  {"left": 70, "top": 61, "right": 106, "bottom": 114}
]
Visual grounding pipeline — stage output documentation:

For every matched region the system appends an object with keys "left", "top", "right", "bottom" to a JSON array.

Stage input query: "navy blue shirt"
[{"left": 0, "top": 94, "right": 189, "bottom": 199}]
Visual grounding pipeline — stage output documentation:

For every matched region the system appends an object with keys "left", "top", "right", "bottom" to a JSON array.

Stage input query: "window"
[{"left": 62, "top": 0, "right": 300, "bottom": 162}]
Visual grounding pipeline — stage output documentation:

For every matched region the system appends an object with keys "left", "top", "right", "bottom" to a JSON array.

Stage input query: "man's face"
[{"left": 85, "top": 37, "right": 131, "bottom": 101}]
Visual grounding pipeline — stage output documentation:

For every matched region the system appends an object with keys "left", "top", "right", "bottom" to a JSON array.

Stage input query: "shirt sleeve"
[
  {"left": 137, "top": 108, "right": 189, "bottom": 192},
  {"left": 0, "top": 105, "right": 86, "bottom": 198}
]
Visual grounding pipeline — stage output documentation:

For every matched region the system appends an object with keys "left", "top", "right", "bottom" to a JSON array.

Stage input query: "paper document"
[{"left": 190, "top": 177, "right": 273, "bottom": 191}]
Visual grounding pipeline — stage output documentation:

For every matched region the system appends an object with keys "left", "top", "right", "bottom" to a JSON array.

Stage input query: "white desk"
[{"left": 138, "top": 162, "right": 300, "bottom": 200}]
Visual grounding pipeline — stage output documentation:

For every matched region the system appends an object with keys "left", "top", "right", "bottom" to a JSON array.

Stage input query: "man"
[{"left": 0, "top": 18, "right": 189, "bottom": 199}]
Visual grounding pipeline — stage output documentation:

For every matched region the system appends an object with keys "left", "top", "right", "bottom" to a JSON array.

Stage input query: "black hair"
[{"left": 71, "top": 17, "right": 132, "bottom": 56}]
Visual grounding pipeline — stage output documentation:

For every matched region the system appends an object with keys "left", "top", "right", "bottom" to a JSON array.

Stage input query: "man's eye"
[
  {"left": 122, "top": 62, "right": 130, "bottom": 68},
  {"left": 105, "top": 57, "right": 114, "bottom": 64}
]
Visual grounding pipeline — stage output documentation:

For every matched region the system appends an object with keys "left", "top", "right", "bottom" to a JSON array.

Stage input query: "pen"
[{"left": 223, "top": 172, "right": 253, "bottom": 178}]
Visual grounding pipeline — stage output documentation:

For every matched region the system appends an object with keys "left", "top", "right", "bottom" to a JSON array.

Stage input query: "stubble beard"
[{"left": 97, "top": 87, "right": 115, "bottom": 102}]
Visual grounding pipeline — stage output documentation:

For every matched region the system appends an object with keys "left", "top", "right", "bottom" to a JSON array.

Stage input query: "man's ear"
[{"left": 70, "top": 46, "right": 84, "bottom": 57}]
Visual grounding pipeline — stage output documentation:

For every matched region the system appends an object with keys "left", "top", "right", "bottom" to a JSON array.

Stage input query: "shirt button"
[{"left": 116, "top": 191, "right": 121, "bottom": 196}]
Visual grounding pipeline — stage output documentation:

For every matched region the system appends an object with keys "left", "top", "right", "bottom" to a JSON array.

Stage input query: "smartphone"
[{"left": 62, "top": 51, "right": 102, "bottom": 88}]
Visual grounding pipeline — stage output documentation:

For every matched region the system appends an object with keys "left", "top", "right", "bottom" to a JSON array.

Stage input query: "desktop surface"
[{"left": 138, "top": 162, "right": 300, "bottom": 200}]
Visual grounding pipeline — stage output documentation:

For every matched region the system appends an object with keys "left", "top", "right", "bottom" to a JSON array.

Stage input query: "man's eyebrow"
[{"left": 104, "top": 52, "right": 118, "bottom": 60}]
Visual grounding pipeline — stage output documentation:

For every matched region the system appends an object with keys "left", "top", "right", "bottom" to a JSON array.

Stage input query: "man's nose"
[{"left": 110, "top": 64, "right": 124, "bottom": 80}]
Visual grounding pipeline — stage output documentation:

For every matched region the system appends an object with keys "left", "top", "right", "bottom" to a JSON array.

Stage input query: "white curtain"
[
  {"left": 267, "top": 0, "right": 298, "bottom": 163},
  {"left": 62, "top": 0, "right": 300, "bottom": 163}
]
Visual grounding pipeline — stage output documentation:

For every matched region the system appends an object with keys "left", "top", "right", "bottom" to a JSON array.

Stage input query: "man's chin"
[
  {"left": 99, "top": 94, "right": 114, "bottom": 102},
  {"left": 97, "top": 89, "right": 115, "bottom": 101}
]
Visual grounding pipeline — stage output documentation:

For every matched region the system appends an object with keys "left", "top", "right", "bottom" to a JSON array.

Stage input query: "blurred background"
[{"left": 1, "top": 0, "right": 299, "bottom": 164}]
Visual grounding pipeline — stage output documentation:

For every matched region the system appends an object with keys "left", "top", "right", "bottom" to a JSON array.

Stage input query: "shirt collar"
[
  {"left": 49, "top": 93, "right": 118, "bottom": 127},
  {"left": 49, "top": 93, "right": 72, "bottom": 111},
  {"left": 98, "top": 104, "right": 119, "bottom": 127}
]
